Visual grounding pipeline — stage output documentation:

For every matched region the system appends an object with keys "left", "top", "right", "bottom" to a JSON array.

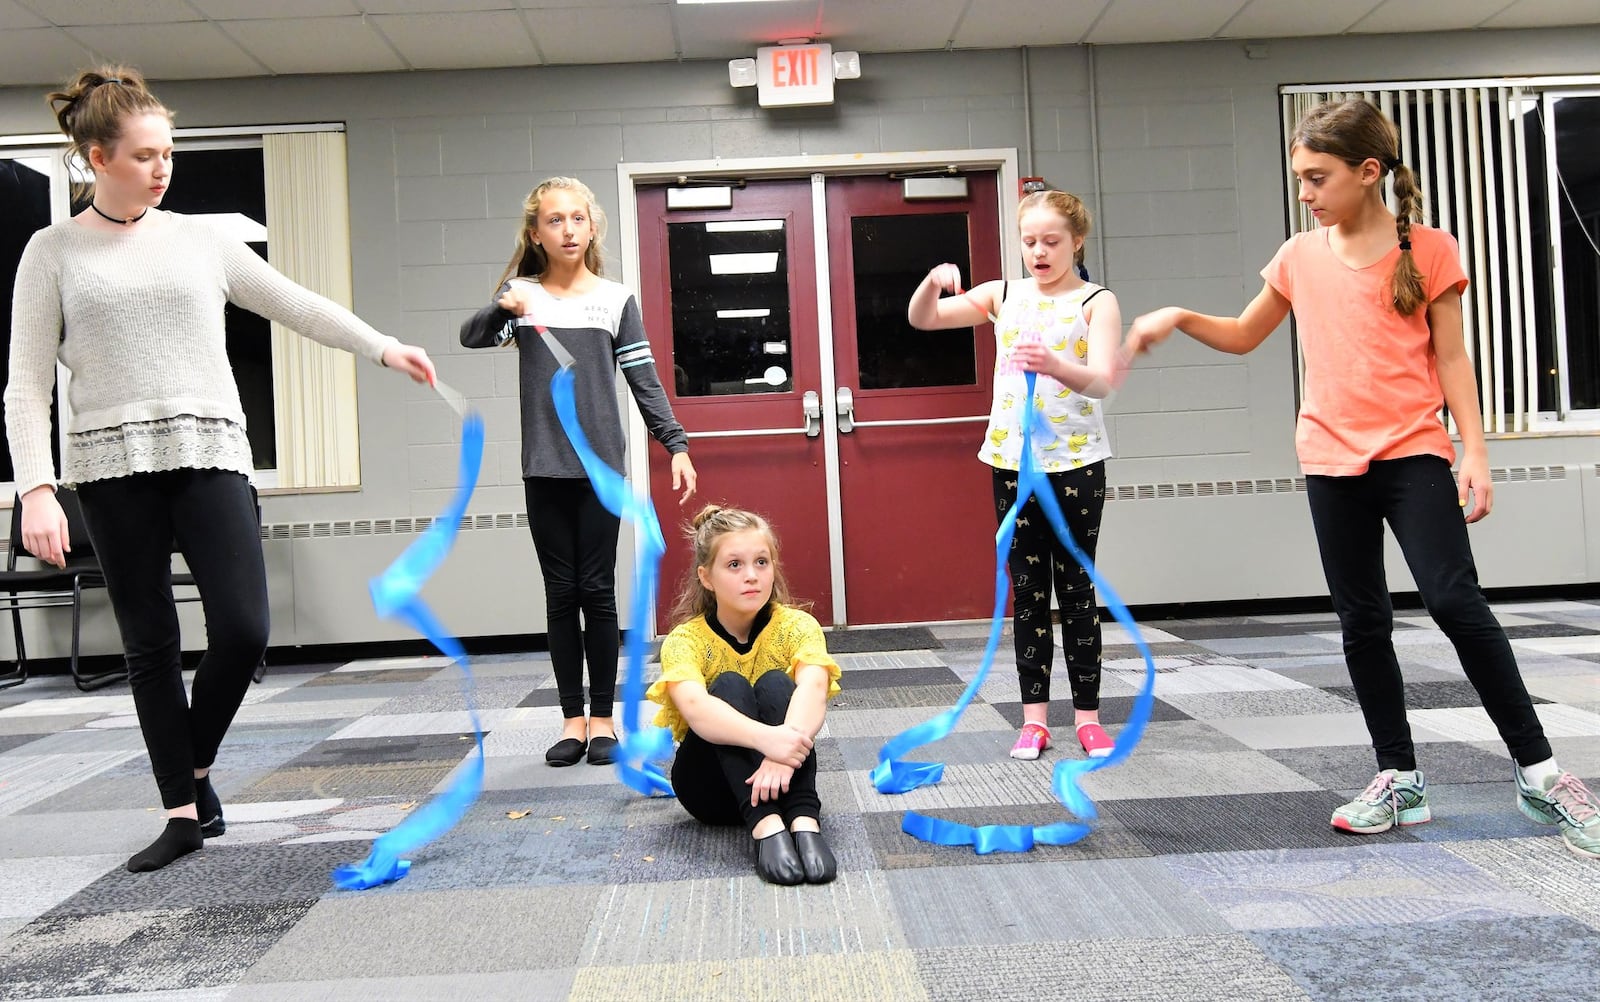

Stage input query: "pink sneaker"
[
  {"left": 1009, "top": 722, "right": 1052, "bottom": 760},
  {"left": 1077, "top": 722, "right": 1114, "bottom": 758}
]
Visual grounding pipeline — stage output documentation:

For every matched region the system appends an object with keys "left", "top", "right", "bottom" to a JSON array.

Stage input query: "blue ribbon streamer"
[
  {"left": 541, "top": 331, "right": 675, "bottom": 797},
  {"left": 873, "top": 371, "right": 1158, "bottom": 853},
  {"left": 332, "top": 403, "right": 488, "bottom": 890}
]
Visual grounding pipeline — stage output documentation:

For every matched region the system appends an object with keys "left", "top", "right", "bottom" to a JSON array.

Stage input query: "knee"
[
  {"left": 543, "top": 577, "right": 579, "bottom": 618},
  {"left": 1423, "top": 584, "right": 1491, "bottom": 635},
  {"left": 753, "top": 671, "right": 796, "bottom": 722},
  {"left": 708, "top": 672, "right": 757, "bottom": 714},
  {"left": 211, "top": 608, "right": 269, "bottom": 657},
  {"left": 1337, "top": 604, "right": 1391, "bottom": 646}
]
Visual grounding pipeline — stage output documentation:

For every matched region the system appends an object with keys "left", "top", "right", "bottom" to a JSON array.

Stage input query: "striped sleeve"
[{"left": 614, "top": 293, "right": 689, "bottom": 454}]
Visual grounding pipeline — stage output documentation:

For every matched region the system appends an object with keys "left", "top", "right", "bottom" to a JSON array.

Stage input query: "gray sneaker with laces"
[
  {"left": 1331, "top": 769, "right": 1431, "bottom": 834},
  {"left": 1514, "top": 769, "right": 1600, "bottom": 861}
]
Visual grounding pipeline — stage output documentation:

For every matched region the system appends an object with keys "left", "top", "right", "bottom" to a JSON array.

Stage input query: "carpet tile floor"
[{"left": 2, "top": 599, "right": 1598, "bottom": 1000}]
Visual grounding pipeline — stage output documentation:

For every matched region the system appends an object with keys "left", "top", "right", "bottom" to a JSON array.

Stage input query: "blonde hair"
[
  {"left": 493, "top": 176, "right": 607, "bottom": 292},
  {"left": 667, "top": 505, "right": 801, "bottom": 627},
  {"left": 1292, "top": 99, "right": 1427, "bottom": 315},
  {"left": 47, "top": 66, "right": 172, "bottom": 202},
  {"left": 1018, "top": 189, "right": 1093, "bottom": 279}
]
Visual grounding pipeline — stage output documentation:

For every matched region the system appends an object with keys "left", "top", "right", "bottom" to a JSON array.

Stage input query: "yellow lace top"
[{"left": 647, "top": 604, "right": 842, "bottom": 741}]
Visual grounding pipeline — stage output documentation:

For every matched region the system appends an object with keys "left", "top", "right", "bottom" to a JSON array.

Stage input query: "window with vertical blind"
[
  {"left": 0, "top": 124, "right": 361, "bottom": 495},
  {"left": 1281, "top": 78, "right": 1600, "bottom": 433}
]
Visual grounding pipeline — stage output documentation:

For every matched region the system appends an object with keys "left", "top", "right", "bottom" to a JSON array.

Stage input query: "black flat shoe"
[
  {"left": 754, "top": 829, "right": 805, "bottom": 886},
  {"left": 586, "top": 735, "right": 618, "bottom": 765},
  {"left": 545, "top": 737, "right": 586, "bottom": 766},
  {"left": 790, "top": 830, "right": 837, "bottom": 884}
]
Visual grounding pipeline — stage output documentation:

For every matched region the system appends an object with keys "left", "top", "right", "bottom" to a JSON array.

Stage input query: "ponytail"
[{"left": 1389, "top": 162, "right": 1426, "bottom": 316}]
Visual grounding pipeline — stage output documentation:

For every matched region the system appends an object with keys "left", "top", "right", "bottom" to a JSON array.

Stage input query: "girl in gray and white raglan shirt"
[
  {"left": 6, "top": 66, "right": 436, "bottom": 873},
  {"left": 461, "top": 176, "right": 697, "bottom": 769}
]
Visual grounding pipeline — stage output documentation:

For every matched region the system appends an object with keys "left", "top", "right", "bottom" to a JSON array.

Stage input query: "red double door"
[{"left": 637, "top": 172, "right": 1003, "bottom": 626}]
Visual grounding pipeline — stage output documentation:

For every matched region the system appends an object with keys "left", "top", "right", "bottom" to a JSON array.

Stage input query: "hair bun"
[{"left": 690, "top": 504, "right": 724, "bottom": 530}]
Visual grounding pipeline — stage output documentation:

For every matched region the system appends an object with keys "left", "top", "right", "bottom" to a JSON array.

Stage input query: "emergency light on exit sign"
[{"left": 728, "top": 43, "right": 862, "bottom": 108}]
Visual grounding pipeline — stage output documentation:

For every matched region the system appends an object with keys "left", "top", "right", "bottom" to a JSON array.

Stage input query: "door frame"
[{"left": 615, "top": 149, "right": 1022, "bottom": 636}]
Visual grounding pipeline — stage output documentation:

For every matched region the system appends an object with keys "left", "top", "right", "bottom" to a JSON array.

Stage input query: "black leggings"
[
  {"left": 671, "top": 671, "right": 820, "bottom": 833},
  {"left": 77, "top": 469, "right": 269, "bottom": 810},
  {"left": 525, "top": 476, "right": 619, "bottom": 719},
  {"left": 993, "top": 462, "right": 1106, "bottom": 709},
  {"left": 1307, "top": 455, "right": 1551, "bottom": 771}
]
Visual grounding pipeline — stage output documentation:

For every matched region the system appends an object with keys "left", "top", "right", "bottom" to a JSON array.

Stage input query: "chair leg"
[
  {"left": 70, "top": 581, "right": 127, "bottom": 693},
  {"left": 3, "top": 594, "right": 29, "bottom": 690}
]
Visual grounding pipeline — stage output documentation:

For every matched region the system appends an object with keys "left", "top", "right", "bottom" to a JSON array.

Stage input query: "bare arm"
[
  {"left": 908, "top": 264, "right": 1000, "bottom": 330},
  {"left": 782, "top": 663, "right": 832, "bottom": 739},
  {"left": 1428, "top": 289, "right": 1492, "bottom": 522},
  {"left": 1126, "top": 281, "right": 1291, "bottom": 357},
  {"left": 666, "top": 678, "right": 811, "bottom": 767}
]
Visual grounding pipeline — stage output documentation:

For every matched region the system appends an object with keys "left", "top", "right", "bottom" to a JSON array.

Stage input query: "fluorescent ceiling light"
[
  {"left": 717, "top": 308, "right": 772, "bottom": 319},
  {"left": 706, "top": 220, "right": 785, "bottom": 232},
  {"left": 678, "top": 0, "right": 790, "bottom": 4},
  {"left": 709, "top": 252, "right": 779, "bottom": 275}
]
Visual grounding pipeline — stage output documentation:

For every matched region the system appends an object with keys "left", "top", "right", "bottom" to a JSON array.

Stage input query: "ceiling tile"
[
  {"left": 1087, "top": 0, "right": 1249, "bottom": 43},
  {"left": 953, "top": 0, "right": 1102, "bottom": 49},
  {"left": 671, "top": 0, "right": 824, "bottom": 58},
  {"left": 373, "top": 11, "right": 536, "bottom": 69},
  {"left": 0, "top": 0, "right": 49, "bottom": 29},
  {"left": 524, "top": 5, "right": 677, "bottom": 63},
  {"left": 356, "top": 0, "right": 518, "bottom": 11},
  {"left": 1349, "top": 0, "right": 1515, "bottom": 34},
  {"left": 192, "top": 0, "right": 360, "bottom": 17},
  {"left": 21, "top": 0, "right": 202, "bottom": 26},
  {"left": 1477, "top": 0, "right": 1600, "bottom": 29},
  {"left": 822, "top": 0, "right": 962, "bottom": 52},
  {"left": 221, "top": 15, "right": 409, "bottom": 74},
  {"left": 66, "top": 22, "right": 268, "bottom": 79},
  {"left": 0, "top": 27, "right": 101, "bottom": 87},
  {"left": 1215, "top": 0, "right": 1381, "bottom": 38}
]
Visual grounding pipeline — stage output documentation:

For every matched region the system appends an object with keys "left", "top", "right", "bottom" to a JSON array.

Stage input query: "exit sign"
[{"left": 756, "top": 43, "right": 833, "bottom": 107}]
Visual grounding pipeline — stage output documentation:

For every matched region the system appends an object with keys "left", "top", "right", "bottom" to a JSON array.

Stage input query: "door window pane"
[
  {"left": 1, "top": 157, "right": 60, "bottom": 486},
  {"left": 668, "top": 219, "right": 792, "bottom": 397},
  {"left": 852, "top": 212, "right": 977, "bottom": 390}
]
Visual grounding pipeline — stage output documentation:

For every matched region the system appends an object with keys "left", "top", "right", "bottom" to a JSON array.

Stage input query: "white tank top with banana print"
[{"left": 978, "top": 280, "right": 1113, "bottom": 473}]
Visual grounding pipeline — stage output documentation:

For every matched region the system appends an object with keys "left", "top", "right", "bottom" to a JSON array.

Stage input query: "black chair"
[{"left": 1, "top": 490, "right": 121, "bottom": 691}]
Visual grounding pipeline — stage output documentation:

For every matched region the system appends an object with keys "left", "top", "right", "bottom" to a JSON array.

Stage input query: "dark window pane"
[
  {"left": 75, "top": 147, "right": 278, "bottom": 469},
  {"left": 668, "top": 219, "right": 792, "bottom": 397},
  {"left": 0, "top": 158, "right": 59, "bottom": 484},
  {"left": 1552, "top": 95, "right": 1600, "bottom": 411},
  {"left": 852, "top": 212, "right": 977, "bottom": 390}
]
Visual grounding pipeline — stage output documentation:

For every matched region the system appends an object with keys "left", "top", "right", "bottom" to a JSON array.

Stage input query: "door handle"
[
  {"left": 802, "top": 390, "right": 821, "bottom": 438},
  {"left": 835, "top": 387, "right": 854, "bottom": 433}
]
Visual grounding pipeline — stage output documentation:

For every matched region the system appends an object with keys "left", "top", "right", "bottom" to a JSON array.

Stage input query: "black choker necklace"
[{"left": 89, "top": 203, "right": 148, "bottom": 226}]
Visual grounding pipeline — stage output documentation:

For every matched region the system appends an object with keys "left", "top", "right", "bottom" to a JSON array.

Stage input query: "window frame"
[{"left": 0, "top": 122, "right": 353, "bottom": 501}]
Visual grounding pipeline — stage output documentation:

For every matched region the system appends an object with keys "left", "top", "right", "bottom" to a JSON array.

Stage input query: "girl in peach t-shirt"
[{"left": 1125, "top": 99, "right": 1597, "bottom": 861}]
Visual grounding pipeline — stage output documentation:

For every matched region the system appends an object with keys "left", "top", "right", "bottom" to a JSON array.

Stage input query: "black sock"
[
  {"left": 196, "top": 775, "right": 225, "bottom": 836},
  {"left": 127, "top": 818, "right": 203, "bottom": 873}
]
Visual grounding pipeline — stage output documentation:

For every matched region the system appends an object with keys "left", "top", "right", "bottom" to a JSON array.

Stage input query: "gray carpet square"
[
  {"left": 284, "top": 732, "right": 478, "bottom": 768},
  {"left": 1103, "top": 790, "right": 1411, "bottom": 855},
  {"left": 1251, "top": 915, "right": 1600, "bottom": 1001},
  {"left": 226, "top": 970, "right": 576, "bottom": 1002},
  {"left": 48, "top": 842, "right": 362, "bottom": 916},
  {"left": 604, "top": 812, "right": 874, "bottom": 885},
  {"left": 0, "top": 902, "right": 313, "bottom": 1000},
  {"left": 887, "top": 858, "right": 1230, "bottom": 947},
  {"left": 1262, "top": 741, "right": 1515, "bottom": 790},
  {"left": 913, "top": 936, "right": 1313, "bottom": 1002},
  {"left": 242, "top": 887, "right": 600, "bottom": 979},
  {"left": 235, "top": 760, "right": 464, "bottom": 802},
  {"left": 1325, "top": 679, "right": 1553, "bottom": 709},
  {"left": 1165, "top": 841, "right": 1556, "bottom": 931},
  {"left": 826, "top": 626, "right": 940, "bottom": 652},
  {"left": 986, "top": 695, "right": 1193, "bottom": 728},
  {"left": 835, "top": 665, "right": 965, "bottom": 690}
]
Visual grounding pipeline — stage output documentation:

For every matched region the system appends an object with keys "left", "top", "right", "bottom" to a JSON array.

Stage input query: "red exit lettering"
[{"left": 772, "top": 48, "right": 820, "bottom": 88}]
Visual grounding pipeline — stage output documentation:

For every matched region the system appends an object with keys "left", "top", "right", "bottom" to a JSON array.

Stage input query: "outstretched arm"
[{"left": 1125, "top": 281, "right": 1290, "bottom": 357}]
